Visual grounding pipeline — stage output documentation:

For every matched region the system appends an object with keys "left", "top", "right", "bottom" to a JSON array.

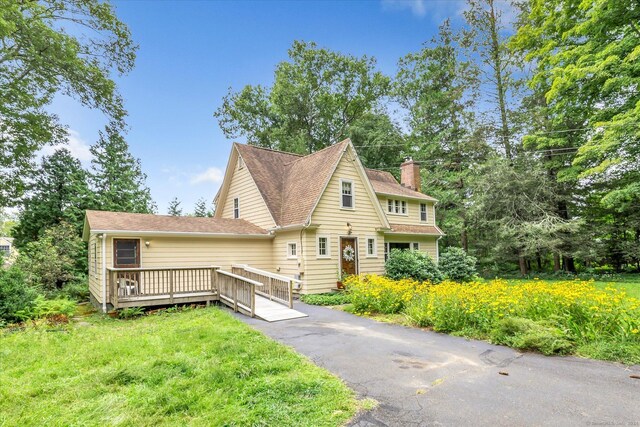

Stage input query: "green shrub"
[
  {"left": 27, "top": 296, "right": 77, "bottom": 319},
  {"left": 385, "top": 249, "right": 443, "bottom": 283},
  {"left": 490, "top": 317, "right": 574, "bottom": 355},
  {"left": 439, "top": 247, "right": 477, "bottom": 282},
  {"left": 53, "top": 277, "right": 89, "bottom": 302},
  {"left": 0, "top": 265, "right": 38, "bottom": 323},
  {"left": 118, "top": 307, "right": 145, "bottom": 319},
  {"left": 301, "top": 293, "right": 351, "bottom": 306}
]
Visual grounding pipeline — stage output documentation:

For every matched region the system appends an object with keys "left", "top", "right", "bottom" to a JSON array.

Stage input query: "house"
[
  {"left": 84, "top": 139, "right": 444, "bottom": 313},
  {"left": 0, "top": 237, "right": 12, "bottom": 258}
]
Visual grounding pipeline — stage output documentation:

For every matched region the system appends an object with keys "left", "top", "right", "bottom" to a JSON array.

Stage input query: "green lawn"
[{"left": 0, "top": 307, "right": 358, "bottom": 427}]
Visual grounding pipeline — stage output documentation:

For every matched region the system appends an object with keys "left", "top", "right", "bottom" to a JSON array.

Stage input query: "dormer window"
[
  {"left": 387, "top": 199, "right": 407, "bottom": 215},
  {"left": 340, "top": 179, "right": 354, "bottom": 209}
]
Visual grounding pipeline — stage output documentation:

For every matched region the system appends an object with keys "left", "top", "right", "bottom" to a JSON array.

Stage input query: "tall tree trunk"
[
  {"left": 553, "top": 253, "right": 561, "bottom": 272},
  {"left": 536, "top": 253, "right": 542, "bottom": 270},
  {"left": 519, "top": 255, "right": 528, "bottom": 275},
  {"left": 487, "top": 0, "right": 512, "bottom": 160},
  {"left": 461, "top": 228, "right": 468, "bottom": 252}
]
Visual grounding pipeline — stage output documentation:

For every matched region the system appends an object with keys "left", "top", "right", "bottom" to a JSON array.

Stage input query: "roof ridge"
[
  {"left": 283, "top": 138, "right": 350, "bottom": 167},
  {"left": 235, "top": 142, "right": 303, "bottom": 157}
]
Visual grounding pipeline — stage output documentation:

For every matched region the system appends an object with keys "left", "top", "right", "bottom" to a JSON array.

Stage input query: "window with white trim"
[
  {"left": 341, "top": 179, "right": 354, "bottom": 209},
  {"left": 387, "top": 199, "right": 407, "bottom": 215},
  {"left": 287, "top": 242, "right": 297, "bottom": 259},
  {"left": 367, "top": 238, "right": 377, "bottom": 257},
  {"left": 233, "top": 198, "right": 239, "bottom": 219},
  {"left": 317, "top": 236, "right": 329, "bottom": 258},
  {"left": 237, "top": 156, "right": 244, "bottom": 169},
  {"left": 420, "top": 203, "right": 427, "bottom": 222},
  {"left": 412, "top": 242, "right": 420, "bottom": 251}
]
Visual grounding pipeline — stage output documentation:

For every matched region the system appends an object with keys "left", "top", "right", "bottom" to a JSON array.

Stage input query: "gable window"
[
  {"left": 237, "top": 156, "right": 244, "bottom": 169},
  {"left": 317, "top": 236, "right": 330, "bottom": 258},
  {"left": 233, "top": 198, "right": 239, "bottom": 219},
  {"left": 387, "top": 199, "right": 408, "bottom": 215},
  {"left": 114, "top": 239, "right": 140, "bottom": 268},
  {"left": 0, "top": 245, "right": 9, "bottom": 256},
  {"left": 367, "top": 238, "right": 377, "bottom": 257},
  {"left": 420, "top": 203, "right": 427, "bottom": 222},
  {"left": 287, "top": 242, "right": 298, "bottom": 259},
  {"left": 340, "top": 179, "right": 354, "bottom": 209}
]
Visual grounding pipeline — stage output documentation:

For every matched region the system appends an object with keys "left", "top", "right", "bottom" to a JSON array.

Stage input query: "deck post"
[
  {"left": 251, "top": 285, "right": 256, "bottom": 318},
  {"left": 268, "top": 277, "right": 273, "bottom": 301},
  {"left": 111, "top": 270, "right": 118, "bottom": 310},
  {"left": 233, "top": 278, "right": 238, "bottom": 312},
  {"left": 169, "top": 269, "right": 174, "bottom": 304},
  {"left": 288, "top": 280, "right": 293, "bottom": 308}
]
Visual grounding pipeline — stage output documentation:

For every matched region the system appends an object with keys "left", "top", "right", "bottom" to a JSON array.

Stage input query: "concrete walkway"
[{"left": 237, "top": 302, "right": 640, "bottom": 426}]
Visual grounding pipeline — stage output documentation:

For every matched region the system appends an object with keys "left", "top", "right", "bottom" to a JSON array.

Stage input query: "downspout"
[{"left": 101, "top": 233, "right": 107, "bottom": 313}]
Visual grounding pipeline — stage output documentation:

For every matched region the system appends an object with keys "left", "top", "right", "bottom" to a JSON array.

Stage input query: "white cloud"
[
  {"left": 40, "top": 129, "right": 93, "bottom": 164},
  {"left": 381, "top": 0, "right": 427, "bottom": 17},
  {"left": 190, "top": 167, "right": 224, "bottom": 185}
]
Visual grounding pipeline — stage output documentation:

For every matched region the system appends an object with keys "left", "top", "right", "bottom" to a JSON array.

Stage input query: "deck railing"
[
  {"left": 231, "top": 264, "right": 301, "bottom": 308},
  {"left": 216, "top": 269, "right": 263, "bottom": 317},
  {"left": 107, "top": 266, "right": 218, "bottom": 308}
]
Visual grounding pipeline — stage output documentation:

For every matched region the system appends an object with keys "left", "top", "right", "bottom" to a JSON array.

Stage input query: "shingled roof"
[
  {"left": 84, "top": 210, "right": 269, "bottom": 237},
  {"left": 235, "top": 140, "right": 349, "bottom": 227},
  {"left": 388, "top": 223, "right": 445, "bottom": 236},
  {"left": 365, "top": 169, "right": 437, "bottom": 202}
]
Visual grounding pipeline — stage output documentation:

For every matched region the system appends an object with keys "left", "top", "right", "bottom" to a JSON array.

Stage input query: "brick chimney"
[{"left": 400, "top": 158, "right": 421, "bottom": 192}]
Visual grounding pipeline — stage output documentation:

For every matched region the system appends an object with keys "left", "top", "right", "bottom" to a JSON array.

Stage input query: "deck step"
[{"left": 254, "top": 295, "right": 307, "bottom": 322}]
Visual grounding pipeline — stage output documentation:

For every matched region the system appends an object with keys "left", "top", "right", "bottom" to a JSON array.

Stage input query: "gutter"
[{"left": 89, "top": 230, "right": 273, "bottom": 239}]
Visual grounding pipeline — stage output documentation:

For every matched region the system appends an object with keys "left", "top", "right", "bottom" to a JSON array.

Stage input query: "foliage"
[
  {"left": 490, "top": 317, "right": 574, "bottom": 355},
  {"left": 22, "top": 296, "right": 77, "bottom": 320},
  {"left": 347, "top": 113, "right": 406, "bottom": 171},
  {"left": 16, "top": 222, "right": 86, "bottom": 293},
  {"left": 0, "top": 265, "right": 37, "bottom": 323},
  {"left": 193, "top": 198, "right": 213, "bottom": 217},
  {"left": 300, "top": 292, "right": 351, "bottom": 306},
  {"left": 13, "top": 149, "right": 93, "bottom": 247},
  {"left": 53, "top": 277, "right": 90, "bottom": 302},
  {"left": 344, "top": 274, "right": 428, "bottom": 315},
  {"left": 385, "top": 249, "right": 444, "bottom": 283},
  {"left": 167, "top": 197, "right": 182, "bottom": 216},
  {"left": 90, "top": 122, "right": 156, "bottom": 214},
  {"left": 0, "top": 0, "right": 136, "bottom": 207},
  {"left": 118, "top": 306, "right": 145, "bottom": 319},
  {"left": 439, "top": 247, "right": 477, "bottom": 282},
  {"left": 215, "top": 40, "right": 389, "bottom": 154},
  {"left": 0, "top": 308, "right": 357, "bottom": 425}
]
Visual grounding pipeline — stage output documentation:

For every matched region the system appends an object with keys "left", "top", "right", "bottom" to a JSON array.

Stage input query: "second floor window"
[
  {"left": 387, "top": 199, "right": 407, "bottom": 215},
  {"left": 341, "top": 180, "right": 353, "bottom": 208},
  {"left": 233, "top": 198, "right": 239, "bottom": 219},
  {"left": 420, "top": 203, "right": 427, "bottom": 222}
]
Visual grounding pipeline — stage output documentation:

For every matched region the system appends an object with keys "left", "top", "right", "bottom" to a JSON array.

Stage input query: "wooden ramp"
[{"left": 254, "top": 295, "right": 307, "bottom": 322}]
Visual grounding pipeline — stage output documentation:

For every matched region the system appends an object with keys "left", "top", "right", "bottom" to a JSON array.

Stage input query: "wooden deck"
[{"left": 105, "top": 265, "right": 305, "bottom": 321}]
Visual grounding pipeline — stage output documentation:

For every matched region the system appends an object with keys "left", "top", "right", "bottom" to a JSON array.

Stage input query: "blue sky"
[{"left": 50, "top": 0, "right": 469, "bottom": 214}]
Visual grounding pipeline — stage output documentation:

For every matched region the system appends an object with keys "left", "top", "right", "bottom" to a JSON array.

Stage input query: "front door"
[{"left": 340, "top": 237, "right": 358, "bottom": 276}]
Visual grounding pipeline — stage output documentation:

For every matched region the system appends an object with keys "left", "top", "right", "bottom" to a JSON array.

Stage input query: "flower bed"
[{"left": 344, "top": 275, "right": 640, "bottom": 362}]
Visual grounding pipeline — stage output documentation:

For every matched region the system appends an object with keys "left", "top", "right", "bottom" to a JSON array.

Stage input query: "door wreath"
[{"left": 342, "top": 245, "right": 355, "bottom": 261}]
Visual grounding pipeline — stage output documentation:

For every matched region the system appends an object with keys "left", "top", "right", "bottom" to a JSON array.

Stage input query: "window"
[
  {"left": 114, "top": 239, "right": 140, "bottom": 268},
  {"left": 387, "top": 199, "right": 408, "bottom": 215},
  {"left": 287, "top": 242, "right": 297, "bottom": 259},
  {"left": 317, "top": 236, "right": 330, "bottom": 258},
  {"left": 237, "top": 156, "right": 244, "bottom": 169},
  {"left": 340, "top": 179, "right": 354, "bottom": 209},
  {"left": 233, "top": 198, "right": 239, "bottom": 219},
  {"left": 0, "top": 245, "right": 9, "bottom": 256},
  {"left": 420, "top": 203, "right": 427, "bottom": 222},
  {"left": 412, "top": 242, "right": 420, "bottom": 251},
  {"left": 367, "top": 238, "right": 377, "bottom": 257}
]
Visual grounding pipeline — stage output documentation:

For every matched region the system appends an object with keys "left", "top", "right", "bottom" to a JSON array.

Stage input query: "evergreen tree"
[
  {"left": 168, "top": 197, "right": 183, "bottom": 216},
  {"left": 193, "top": 198, "right": 212, "bottom": 217},
  {"left": 90, "top": 123, "right": 156, "bottom": 214},
  {"left": 13, "top": 149, "right": 93, "bottom": 247}
]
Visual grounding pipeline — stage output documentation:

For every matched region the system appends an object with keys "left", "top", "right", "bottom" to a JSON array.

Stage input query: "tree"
[
  {"left": 463, "top": 0, "right": 522, "bottom": 159},
  {"left": 0, "top": 0, "right": 137, "bottom": 207},
  {"left": 512, "top": 0, "right": 640, "bottom": 271},
  {"left": 215, "top": 40, "right": 390, "bottom": 154},
  {"left": 193, "top": 198, "right": 212, "bottom": 217},
  {"left": 90, "top": 123, "right": 155, "bottom": 213},
  {"left": 167, "top": 197, "right": 182, "bottom": 216},
  {"left": 394, "top": 21, "right": 489, "bottom": 250},
  {"left": 13, "top": 149, "right": 93, "bottom": 247},
  {"left": 347, "top": 113, "right": 406, "bottom": 172},
  {"left": 0, "top": 209, "right": 17, "bottom": 237}
]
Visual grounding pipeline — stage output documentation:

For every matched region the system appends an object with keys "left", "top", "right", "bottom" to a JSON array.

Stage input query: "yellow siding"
[
  {"left": 303, "top": 148, "right": 386, "bottom": 293},
  {"left": 271, "top": 229, "right": 303, "bottom": 279},
  {"left": 219, "top": 158, "right": 275, "bottom": 229},
  {"left": 378, "top": 196, "right": 437, "bottom": 226},
  {"left": 383, "top": 235, "right": 439, "bottom": 261},
  {"left": 98, "top": 235, "right": 273, "bottom": 303},
  {"left": 88, "top": 233, "right": 103, "bottom": 303}
]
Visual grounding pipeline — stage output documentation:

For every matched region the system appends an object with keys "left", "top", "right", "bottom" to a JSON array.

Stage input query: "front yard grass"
[{"left": 0, "top": 307, "right": 358, "bottom": 427}]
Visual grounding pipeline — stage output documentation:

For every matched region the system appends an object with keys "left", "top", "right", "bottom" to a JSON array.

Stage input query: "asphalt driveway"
[{"left": 238, "top": 303, "right": 640, "bottom": 426}]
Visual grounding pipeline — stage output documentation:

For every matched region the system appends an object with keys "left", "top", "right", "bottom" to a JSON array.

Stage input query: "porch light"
[
  {"left": 346, "top": 222, "right": 352, "bottom": 235},
  {"left": 145, "top": 240, "right": 151, "bottom": 248}
]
